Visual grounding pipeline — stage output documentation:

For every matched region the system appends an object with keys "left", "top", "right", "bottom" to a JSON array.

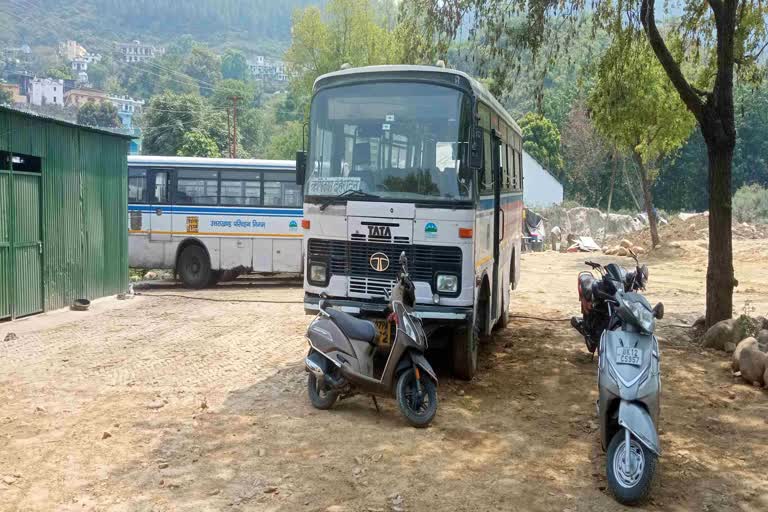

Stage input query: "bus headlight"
[
  {"left": 436, "top": 274, "right": 458, "bottom": 294},
  {"left": 309, "top": 262, "right": 327, "bottom": 285}
]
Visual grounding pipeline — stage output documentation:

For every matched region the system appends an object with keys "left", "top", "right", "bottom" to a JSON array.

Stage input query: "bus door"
[
  {"left": 491, "top": 130, "right": 504, "bottom": 320},
  {"left": 148, "top": 169, "right": 172, "bottom": 242}
]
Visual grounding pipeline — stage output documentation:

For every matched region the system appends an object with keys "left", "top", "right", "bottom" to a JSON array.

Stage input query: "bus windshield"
[{"left": 307, "top": 82, "right": 473, "bottom": 202}]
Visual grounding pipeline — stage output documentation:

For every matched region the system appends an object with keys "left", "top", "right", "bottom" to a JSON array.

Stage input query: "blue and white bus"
[
  {"left": 298, "top": 65, "right": 524, "bottom": 380},
  {"left": 128, "top": 156, "right": 303, "bottom": 288}
]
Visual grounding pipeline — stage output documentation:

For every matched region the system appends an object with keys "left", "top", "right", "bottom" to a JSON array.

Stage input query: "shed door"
[
  {"left": 12, "top": 172, "right": 43, "bottom": 317},
  {"left": 0, "top": 171, "right": 10, "bottom": 319}
]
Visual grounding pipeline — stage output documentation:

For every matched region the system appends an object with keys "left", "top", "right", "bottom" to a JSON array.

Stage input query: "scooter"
[
  {"left": 304, "top": 252, "right": 439, "bottom": 427},
  {"left": 592, "top": 257, "right": 665, "bottom": 505}
]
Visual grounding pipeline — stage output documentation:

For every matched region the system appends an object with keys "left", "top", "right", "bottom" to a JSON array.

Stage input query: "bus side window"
[
  {"left": 128, "top": 168, "right": 147, "bottom": 203},
  {"left": 263, "top": 172, "right": 301, "bottom": 207},
  {"left": 481, "top": 129, "right": 493, "bottom": 193},
  {"left": 151, "top": 171, "right": 169, "bottom": 204},
  {"left": 176, "top": 170, "right": 219, "bottom": 205}
]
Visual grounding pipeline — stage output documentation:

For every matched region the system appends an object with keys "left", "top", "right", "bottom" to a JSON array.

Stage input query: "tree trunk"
[
  {"left": 603, "top": 153, "right": 617, "bottom": 246},
  {"left": 633, "top": 153, "right": 659, "bottom": 249},
  {"left": 704, "top": 137, "right": 736, "bottom": 328}
]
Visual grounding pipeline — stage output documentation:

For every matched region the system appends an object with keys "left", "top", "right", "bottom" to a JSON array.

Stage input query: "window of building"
[
  {"left": 176, "top": 169, "right": 219, "bottom": 205},
  {"left": 129, "top": 169, "right": 146, "bottom": 203},
  {"left": 220, "top": 171, "right": 261, "bottom": 206}
]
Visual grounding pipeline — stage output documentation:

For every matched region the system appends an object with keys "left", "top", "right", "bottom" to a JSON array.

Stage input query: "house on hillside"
[
  {"left": 64, "top": 87, "right": 109, "bottom": 108},
  {"left": 29, "top": 78, "right": 64, "bottom": 106},
  {"left": 117, "top": 40, "right": 165, "bottom": 63},
  {"left": 522, "top": 151, "right": 564, "bottom": 208},
  {"left": 0, "top": 82, "right": 26, "bottom": 104}
]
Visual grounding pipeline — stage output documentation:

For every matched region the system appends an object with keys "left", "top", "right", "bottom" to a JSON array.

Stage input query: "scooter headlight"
[
  {"left": 436, "top": 274, "right": 459, "bottom": 294},
  {"left": 628, "top": 301, "right": 655, "bottom": 334}
]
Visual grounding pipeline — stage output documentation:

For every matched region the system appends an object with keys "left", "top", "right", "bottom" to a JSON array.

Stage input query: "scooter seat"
[{"left": 328, "top": 309, "right": 377, "bottom": 344}]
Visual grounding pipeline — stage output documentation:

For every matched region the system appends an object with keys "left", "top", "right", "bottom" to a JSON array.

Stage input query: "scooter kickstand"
[{"left": 371, "top": 395, "right": 381, "bottom": 414}]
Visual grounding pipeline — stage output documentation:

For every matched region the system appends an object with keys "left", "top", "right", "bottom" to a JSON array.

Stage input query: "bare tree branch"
[{"left": 641, "top": 0, "right": 706, "bottom": 121}]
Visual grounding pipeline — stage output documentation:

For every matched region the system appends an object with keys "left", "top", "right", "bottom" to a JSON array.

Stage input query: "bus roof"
[
  {"left": 128, "top": 155, "right": 295, "bottom": 171},
  {"left": 313, "top": 64, "right": 522, "bottom": 136}
]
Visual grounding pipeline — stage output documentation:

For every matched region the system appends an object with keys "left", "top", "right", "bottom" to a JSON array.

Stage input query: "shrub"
[{"left": 733, "top": 184, "right": 768, "bottom": 224}]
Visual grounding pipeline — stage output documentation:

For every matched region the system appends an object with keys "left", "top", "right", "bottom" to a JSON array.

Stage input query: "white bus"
[
  {"left": 128, "top": 156, "right": 303, "bottom": 288},
  {"left": 298, "top": 65, "right": 524, "bottom": 380}
]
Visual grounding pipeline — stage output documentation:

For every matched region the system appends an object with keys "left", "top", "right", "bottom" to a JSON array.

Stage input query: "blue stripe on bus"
[
  {"left": 128, "top": 205, "right": 304, "bottom": 216},
  {"left": 478, "top": 192, "right": 524, "bottom": 210}
]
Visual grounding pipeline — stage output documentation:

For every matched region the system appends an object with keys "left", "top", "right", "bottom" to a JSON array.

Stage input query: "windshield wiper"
[{"left": 319, "top": 189, "right": 380, "bottom": 211}]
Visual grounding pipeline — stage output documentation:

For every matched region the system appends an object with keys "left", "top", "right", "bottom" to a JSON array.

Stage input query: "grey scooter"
[
  {"left": 596, "top": 265, "right": 664, "bottom": 505},
  {"left": 304, "top": 253, "right": 439, "bottom": 427}
]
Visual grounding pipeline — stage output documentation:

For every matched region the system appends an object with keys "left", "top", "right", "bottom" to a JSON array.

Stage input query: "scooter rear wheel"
[
  {"left": 606, "top": 430, "right": 657, "bottom": 505},
  {"left": 396, "top": 369, "right": 438, "bottom": 428},
  {"left": 307, "top": 373, "right": 338, "bottom": 410}
]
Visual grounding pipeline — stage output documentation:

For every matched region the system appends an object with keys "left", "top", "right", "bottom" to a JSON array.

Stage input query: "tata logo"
[
  {"left": 369, "top": 252, "right": 390, "bottom": 272},
  {"left": 368, "top": 225, "right": 391, "bottom": 238}
]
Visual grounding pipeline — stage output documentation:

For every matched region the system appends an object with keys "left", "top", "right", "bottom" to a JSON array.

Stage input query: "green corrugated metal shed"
[{"left": 0, "top": 106, "right": 130, "bottom": 319}]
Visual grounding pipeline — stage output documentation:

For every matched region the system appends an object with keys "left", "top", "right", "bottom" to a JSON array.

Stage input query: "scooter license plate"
[
  {"left": 616, "top": 347, "right": 642, "bottom": 366},
  {"left": 374, "top": 319, "right": 391, "bottom": 345}
]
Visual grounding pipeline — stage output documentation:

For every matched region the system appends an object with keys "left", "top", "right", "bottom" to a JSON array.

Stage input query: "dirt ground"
[{"left": 1, "top": 241, "right": 767, "bottom": 512}]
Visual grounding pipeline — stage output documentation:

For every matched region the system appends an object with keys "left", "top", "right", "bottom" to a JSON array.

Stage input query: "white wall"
[
  {"left": 522, "top": 151, "right": 563, "bottom": 208},
  {"left": 29, "top": 78, "right": 64, "bottom": 106}
]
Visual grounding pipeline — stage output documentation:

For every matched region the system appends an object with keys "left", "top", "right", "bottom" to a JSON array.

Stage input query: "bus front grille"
[{"left": 307, "top": 239, "right": 462, "bottom": 291}]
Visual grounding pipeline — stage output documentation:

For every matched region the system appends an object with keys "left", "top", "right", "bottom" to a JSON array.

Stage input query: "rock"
[
  {"left": 158, "top": 462, "right": 169, "bottom": 469},
  {"left": 703, "top": 318, "right": 750, "bottom": 351},
  {"left": 3, "top": 332, "right": 17, "bottom": 342},
  {"left": 147, "top": 401, "right": 165, "bottom": 410},
  {"left": 724, "top": 342, "right": 737, "bottom": 354},
  {"left": 616, "top": 247, "right": 629, "bottom": 257},
  {"left": 631, "top": 246, "right": 647, "bottom": 255},
  {"left": 739, "top": 348, "right": 767, "bottom": 386},
  {"left": 758, "top": 330, "right": 768, "bottom": 351},
  {"left": 263, "top": 486, "right": 278, "bottom": 494},
  {"left": 2, "top": 475, "right": 16, "bottom": 485},
  {"left": 144, "top": 271, "right": 158, "bottom": 280},
  {"left": 732, "top": 337, "right": 759, "bottom": 372},
  {"left": 692, "top": 315, "right": 706, "bottom": 331},
  {"left": 257, "top": 448, "right": 266, "bottom": 457},
  {"left": 101, "top": 431, "right": 112, "bottom": 440},
  {"left": 620, "top": 239, "right": 633, "bottom": 249}
]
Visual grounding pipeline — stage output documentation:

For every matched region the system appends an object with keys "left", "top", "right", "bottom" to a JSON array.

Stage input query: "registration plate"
[
  {"left": 373, "top": 319, "right": 391, "bottom": 345},
  {"left": 616, "top": 347, "right": 643, "bottom": 366}
]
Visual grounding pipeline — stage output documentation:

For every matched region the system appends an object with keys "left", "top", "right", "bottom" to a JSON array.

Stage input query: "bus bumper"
[{"left": 303, "top": 293, "right": 471, "bottom": 320}]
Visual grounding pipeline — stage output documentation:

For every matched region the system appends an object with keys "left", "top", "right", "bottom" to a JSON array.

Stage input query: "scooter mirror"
[
  {"left": 653, "top": 302, "right": 664, "bottom": 319},
  {"left": 399, "top": 251, "right": 408, "bottom": 270}
]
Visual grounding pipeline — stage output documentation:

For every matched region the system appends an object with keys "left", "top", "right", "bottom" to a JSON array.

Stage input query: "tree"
[
  {"left": 265, "top": 121, "right": 304, "bottom": 159},
  {"left": 517, "top": 112, "right": 565, "bottom": 181},
  {"left": 184, "top": 45, "right": 222, "bottom": 96},
  {"left": 0, "top": 87, "right": 11, "bottom": 105},
  {"left": 142, "top": 92, "right": 225, "bottom": 156},
  {"left": 46, "top": 63, "right": 75, "bottom": 81},
  {"left": 221, "top": 49, "right": 249, "bottom": 81},
  {"left": 77, "top": 100, "right": 121, "bottom": 128},
  {"left": 178, "top": 131, "right": 221, "bottom": 157},
  {"left": 410, "top": 0, "right": 768, "bottom": 326},
  {"left": 589, "top": 35, "right": 696, "bottom": 248}
]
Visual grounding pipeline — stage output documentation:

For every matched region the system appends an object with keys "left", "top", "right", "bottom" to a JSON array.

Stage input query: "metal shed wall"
[{"left": 0, "top": 107, "right": 128, "bottom": 315}]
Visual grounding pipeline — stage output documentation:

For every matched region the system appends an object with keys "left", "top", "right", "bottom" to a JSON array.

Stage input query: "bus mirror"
[
  {"left": 469, "top": 126, "right": 483, "bottom": 169},
  {"left": 296, "top": 150, "right": 307, "bottom": 185}
]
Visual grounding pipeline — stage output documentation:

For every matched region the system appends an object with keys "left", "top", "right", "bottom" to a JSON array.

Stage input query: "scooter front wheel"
[
  {"left": 606, "top": 429, "right": 657, "bottom": 505},
  {"left": 307, "top": 373, "right": 338, "bottom": 410},
  {"left": 396, "top": 368, "right": 438, "bottom": 428}
]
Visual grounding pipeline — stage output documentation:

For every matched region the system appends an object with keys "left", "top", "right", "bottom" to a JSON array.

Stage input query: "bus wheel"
[
  {"left": 178, "top": 245, "right": 212, "bottom": 289},
  {"left": 452, "top": 314, "right": 478, "bottom": 380}
]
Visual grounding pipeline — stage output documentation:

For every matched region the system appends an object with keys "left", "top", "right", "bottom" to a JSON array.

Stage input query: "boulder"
[
  {"left": 702, "top": 317, "right": 751, "bottom": 351},
  {"left": 732, "top": 337, "right": 759, "bottom": 372},
  {"left": 616, "top": 247, "right": 629, "bottom": 257},
  {"left": 764, "top": 366, "right": 768, "bottom": 389},
  {"left": 632, "top": 246, "right": 647, "bottom": 255},
  {"left": 738, "top": 348, "right": 767, "bottom": 386},
  {"left": 758, "top": 329, "right": 768, "bottom": 351},
  {"left": 620, "top": 239, "right": 633, "bottom": 249},
  {"left": 724, "top": 342, "right": 737, "bottom": 354}
]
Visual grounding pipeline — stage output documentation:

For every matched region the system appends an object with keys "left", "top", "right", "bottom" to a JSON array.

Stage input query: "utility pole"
[
  {"left": 228, "top": 96, "right": 240, "bottom": 158},
  {"left": 226, "top": 107, "right": 232, "bottom": 158}
]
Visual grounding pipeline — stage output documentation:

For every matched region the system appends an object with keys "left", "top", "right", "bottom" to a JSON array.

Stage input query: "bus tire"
[
  {"left": 178, "top": 245, "right": 212, "bottom": 289},
  {"left": 452, "top": 314, "right": 478, "bottom": 381}
]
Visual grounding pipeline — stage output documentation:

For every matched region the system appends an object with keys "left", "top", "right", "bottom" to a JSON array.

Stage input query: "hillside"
[{"left": 1, "top": 0, "right": 320, "bottom": 56}]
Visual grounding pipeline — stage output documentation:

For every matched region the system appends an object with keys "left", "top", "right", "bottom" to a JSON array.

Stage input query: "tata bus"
[
  {"left": 128, "top": 156, "right": 303, "bottom": 288},
  {"left": 297, "top": 65, "right": 524, "bottom": 379}
]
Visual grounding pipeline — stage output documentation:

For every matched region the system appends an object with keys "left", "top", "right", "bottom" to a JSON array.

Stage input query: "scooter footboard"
[{"left": 618, "top": 401, "right": 660, "bottom": 455}]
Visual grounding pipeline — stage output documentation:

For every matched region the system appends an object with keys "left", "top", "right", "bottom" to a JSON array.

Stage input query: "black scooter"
[{"left": 304, "top": 252, "right": 439, "bottom": 427}]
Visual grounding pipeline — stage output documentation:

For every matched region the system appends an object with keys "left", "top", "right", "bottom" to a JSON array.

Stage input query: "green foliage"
[
  {"left": 518, "top": 112, "right": 564, "bottom": 179},
  {"left": 589, "top": 36, "right": 695, "bottom": 168},
  {"left": 87, "top": 60, "right": 111, "bottom": 89},
  {"left": 184, "top": 45, "right": 222, "bottom": 96},
  {"left": 210, "top": 79, "right": 260, "bottom": 109},
  {"left": 46, "top": 63, "right": 75, "bottom": 80},
  {"left": 142, "top": 92, "right": 225, "bottom": 156},
  {"left": 733, "top": 184, "right": 768, "bottom": 224},
  {"left": 0, "top": 87, "right": 11, "bottom": 105},
  {"left": 221, "top": 49, "right": 249, "bottom": 81},
  {"left": 285, "top": 0, "right": 410, "bottom": 101},
  {"left": 265, "top": 121, "right": 303, "bottom": 159},
  {"left": 77, "top": 100, "right": 121, "bottom": 128},
  {"left": 178, "top": 131, "right": 222, "bottom": 157}
]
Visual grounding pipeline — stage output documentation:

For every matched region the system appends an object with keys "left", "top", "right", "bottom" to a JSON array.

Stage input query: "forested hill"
[{"left": 2, "top": 0, "right": 320, "bottom": 53}]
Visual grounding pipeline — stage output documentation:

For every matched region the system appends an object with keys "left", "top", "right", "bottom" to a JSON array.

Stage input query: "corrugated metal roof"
[
  {"left": 0, "top": 105, "right": 134, "bottom": 139},
  {"left": 314, "top": 64, "right": 522, "bottom": 135},
  {"left": 128, "top": 155, "right": 295, "bottom": 170}
]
